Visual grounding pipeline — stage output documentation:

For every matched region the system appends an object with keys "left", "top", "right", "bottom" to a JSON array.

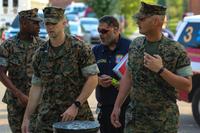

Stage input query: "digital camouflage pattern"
[
  {"left": 43, "top": 6, "right": 65, "bottom": 24},
  {"left": 19, "top": 8, "right": 42, "bottom": 22},
  {"left": 32, "top": 35, "right": 99, "bottom": 133},
  {"left": 134, "top": 2, "right": 166, "bottom": 20},
  {"left": 0, "top": 34, "right": 45, "bottom": 133},
  {"left": 125, "top": 35, "right": 192, "bottom": 133}
]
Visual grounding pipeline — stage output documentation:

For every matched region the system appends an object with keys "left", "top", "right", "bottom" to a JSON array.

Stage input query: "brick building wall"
[
  {"left": 189, "top": 0, "right": 200, "bottom": 15},
  {"left": 48, "top": 0, "right": 73, "bottom": 8}
]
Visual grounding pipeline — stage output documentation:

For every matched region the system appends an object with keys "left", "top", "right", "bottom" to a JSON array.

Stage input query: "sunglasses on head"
[{"left": 98, "top": 28, "right": 110, "bottom": 34}]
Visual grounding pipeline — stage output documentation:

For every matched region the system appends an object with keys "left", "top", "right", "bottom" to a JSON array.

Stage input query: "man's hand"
[
  {"left": 16, "top": 91, "right": 28, "bottom": 107},
  {"left": 21, "top": 118, "right": 30, "bottom": 133},
  {"left": 61, "top": 104, "right": 79, "bottom": 121},
  {"left": 98, "top": 74, "right": 112, "bottom": 87},
  {"left": 111, "top": 106, "right": 121, "bottom": 128},
  {"left": 144, "top": 52, "right": 163, "bottom": 73}
]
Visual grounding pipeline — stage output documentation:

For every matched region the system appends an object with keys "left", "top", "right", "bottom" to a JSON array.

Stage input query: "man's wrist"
[
  {"left": 73, "top": 101, "right": 81, "bottom": 108},
  {"left": 157, "top": 67, "right": 165, "bottom": 75},
  {"left": 14, "top": 90, "right": 21, "bottom": 97}
]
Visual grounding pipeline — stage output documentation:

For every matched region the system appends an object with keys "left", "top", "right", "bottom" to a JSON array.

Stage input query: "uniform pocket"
[
  {"left": 9, "top": 52, "right": 24, "bottom": 66},
  {"left": 40, "top": 69, "right": 53, "bottom": 83}
]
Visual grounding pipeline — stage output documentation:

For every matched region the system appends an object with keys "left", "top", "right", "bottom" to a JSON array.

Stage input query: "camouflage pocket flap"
[{"left": 62, "top": 67, "right": 74, "bottom": 77}]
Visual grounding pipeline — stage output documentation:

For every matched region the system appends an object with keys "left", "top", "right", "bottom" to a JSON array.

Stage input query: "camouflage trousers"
[
  {"left": 124, "top": 102, "right": 179, "bottom": 133},
  {"left": 7, "top": 103, "right": 36, "bottom": 133},
  {"left": 34, "top": 103, "right": 94, "bottom": 133}
]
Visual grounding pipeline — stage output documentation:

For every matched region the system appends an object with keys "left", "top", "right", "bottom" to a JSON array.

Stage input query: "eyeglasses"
[{"left": 98, "top": 28, "right": 110, "bottom": 34}]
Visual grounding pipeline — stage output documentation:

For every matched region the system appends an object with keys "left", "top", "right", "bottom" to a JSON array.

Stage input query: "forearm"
[
  {"left": 114, "top": 69, "right": 132, "bottom": 108},
  {"left": 0, "top": 66, "right": 21, "bottom": 97},
  {"left": 76, "top": 75, "right": 98, "bottom": 105},
  {"left": 160, "top": 68, "right": 192, "bottom": 92},
  {"left": 24, "top": 85, "right": 42, "bottom": 119}
]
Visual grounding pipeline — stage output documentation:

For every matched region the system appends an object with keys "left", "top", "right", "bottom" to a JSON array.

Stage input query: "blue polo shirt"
[{"left": 92, "top": 35, "right": 131, "bottom": 106}]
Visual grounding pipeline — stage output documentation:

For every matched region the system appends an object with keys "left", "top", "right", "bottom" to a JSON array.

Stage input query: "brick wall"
[{"left": 189, "top": 0, "right": 200, "bottom": 14}]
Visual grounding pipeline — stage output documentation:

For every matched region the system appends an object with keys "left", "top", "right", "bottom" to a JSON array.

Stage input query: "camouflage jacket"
[
  {"left": 125, "top": 35, "right": 192, "bottom": 131},
  {"left": 0, "top": 34, "right": 45, "bottom": 104},
  {"left": 127, "top": 35, "right": 192, "bottom": 109},
  {"left": 32, "top": 35, "right": 99, "bottom": 126}
]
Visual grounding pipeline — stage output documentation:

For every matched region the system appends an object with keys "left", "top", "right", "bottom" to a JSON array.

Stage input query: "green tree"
[
  {"left": 86, "top": 0, "right": 120, "bottom": 18},
  {"left": 182, "top": 0, "right": 189, "bottom": 13},
  {"left": 119, "top": 0, "right": 156, "bottom": 36},
  {"left": 86, "top": 0, "right": 156, "bottom": 18},
  {"left": 165, "top": 0, "right": 188, "bottom": 33},
  {"left": 157, "top": 0, "right": 166, "bottom": 6},
  {"left": 86, "top": 0, "right": 157, "bottom": 36}
]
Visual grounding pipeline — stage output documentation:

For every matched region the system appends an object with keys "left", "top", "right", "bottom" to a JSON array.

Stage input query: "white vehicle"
[
  {"left": 65, "top": 2, "right": 87, "bottom": 17},
  {"left": 68, "top": 21, "right": 86, "bottom": 41},
  {"left": 79, "top": 17, "right": 100, "bottom": 45},
  {"left": 65, "top": 13, "right": 79, "bottom": 22},
  {"left": 175, "top": 15, "right": 200, "bottom": 127}
]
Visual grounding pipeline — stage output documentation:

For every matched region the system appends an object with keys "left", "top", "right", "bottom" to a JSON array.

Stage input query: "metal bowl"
[{"left": 53, "top": 120, "right": 100, "bottom": 133}]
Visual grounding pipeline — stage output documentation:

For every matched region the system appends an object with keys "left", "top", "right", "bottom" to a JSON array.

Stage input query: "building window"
[
  {"left": 13, "top": 0, "right": 18, "bottom": 13},
  {"left": 3, "top": 0, "right": 8, "bottom": 14},
  {"left": 3, "top": 0, "right": 8, "bottom": 7},
  {"left": 13, "top": 0, "right": 18, "bottom": 7}
]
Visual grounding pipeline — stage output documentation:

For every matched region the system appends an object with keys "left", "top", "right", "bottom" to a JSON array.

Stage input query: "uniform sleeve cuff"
[
  {"left": 31, "top": 74, "right": 42, "bottom": 86},
  {"left": 176, "top": 65, "right": 193, "bottom": 77},
  {"left": 0, "top": 57, "right": 8, "bottom": 67},
  {"left": 81, "top": 64, "right": 99, "bottom": 77}
]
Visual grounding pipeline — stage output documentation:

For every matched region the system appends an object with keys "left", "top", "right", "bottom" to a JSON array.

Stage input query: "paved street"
[{"left": 0, "top": 83, "right": 200, "bottom": 132}]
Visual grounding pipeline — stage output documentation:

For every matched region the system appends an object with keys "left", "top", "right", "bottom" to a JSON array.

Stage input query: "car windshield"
[
  {"left": 69, "top": 24, "right": 79, "bottom": 35},
  {"left": 11, "top": 14, "right": 46, "bottom": 28},
  {"left": 81, "top": 20, "right": 98, "bottom": 25},
  {"left": 80, "top": 20, "right": 98, "bottom": 32},
  {"left": 65, "top": 14, "right": 78, "bottom": 21}
]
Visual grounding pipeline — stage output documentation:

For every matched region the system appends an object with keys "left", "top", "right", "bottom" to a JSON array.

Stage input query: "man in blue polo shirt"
[{"left": 92, "top": 15, "right": 131, "bottom": 133}]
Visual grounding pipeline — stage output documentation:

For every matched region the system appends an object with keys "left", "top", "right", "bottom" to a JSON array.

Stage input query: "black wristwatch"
[
  {"left": 73, "top": 101, "right": 81, "bottom": 108},
  {"left": 157, "top": 67, "right": 165, "bottom": 75}
]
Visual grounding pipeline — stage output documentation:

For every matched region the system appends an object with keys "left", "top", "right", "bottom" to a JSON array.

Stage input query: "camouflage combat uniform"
[
  {"left": 0, "top": 34, "right": 45, "bottom": 133},
  {"left": 31, "top": 35, "right": 99, "bottom": 133},
  {"left": 125, "top": 35, "right": 192, "bottom": 133}
]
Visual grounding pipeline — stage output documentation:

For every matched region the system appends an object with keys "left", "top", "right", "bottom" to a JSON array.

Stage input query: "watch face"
[{"left": 74, "top": 101, "right": 81, "bottom": 108}]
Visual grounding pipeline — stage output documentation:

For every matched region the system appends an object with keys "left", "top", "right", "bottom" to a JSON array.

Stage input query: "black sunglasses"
[{"left": 98, "top": 28, "right": 110, "bottom": 34}]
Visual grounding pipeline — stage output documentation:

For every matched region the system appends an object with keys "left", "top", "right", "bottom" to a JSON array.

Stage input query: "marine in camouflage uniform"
[
  {"left": 111, "top": 2, "right": 193, "bottom": 133},
  {"left": 0, "top": 8, "right": 45, "bottom": 133},
  {"left": 22, "top": 7, "right": 99, "bottom": 133}
]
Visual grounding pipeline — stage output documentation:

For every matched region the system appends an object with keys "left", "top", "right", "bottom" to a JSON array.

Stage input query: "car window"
[
  {"left": 11, "top": 15, "right": 20, "bottom": 28},
  {"left": 80, "top": 21, "right": 98, "bottom": 32},
  {"left": 80, "top": 20, "right": 98, "bottom": 25},
  {"left": 74, "top": 7, "right": 86, "bottom": 12},
  {"left": 69, "top": 24, "right": 78, "bottom": 34}
]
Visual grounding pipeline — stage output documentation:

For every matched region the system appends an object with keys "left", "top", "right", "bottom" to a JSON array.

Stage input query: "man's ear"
[
  {"left": 63, "top": 19, "right": 67, "bottom": 26},
  {"left": 152, "top": 16, "right": 159, "bottom": 26},
  {"left": 114, "top": 27, "right": 120, "bottom": 34}
]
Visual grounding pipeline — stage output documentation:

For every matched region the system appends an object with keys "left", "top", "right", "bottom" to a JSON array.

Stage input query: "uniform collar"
[
  {"left": 47, "top": 35, "right": 72, "bottom": 59},
  {"left": 15, "top": 33, "right": 39, "bottom": 49}
]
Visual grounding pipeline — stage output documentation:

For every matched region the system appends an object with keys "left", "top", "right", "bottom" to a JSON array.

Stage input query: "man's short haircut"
[{"left": 99, "top": 15, "right": 119, "bottom": 29}]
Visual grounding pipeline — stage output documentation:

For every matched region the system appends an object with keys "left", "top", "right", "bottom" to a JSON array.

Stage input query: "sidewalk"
[
  {"left": 0, "top": 83, "right": 98, "bottom": 133},
  {"left": 0, "top": 84, "right": 11, "bottom": 133}
]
